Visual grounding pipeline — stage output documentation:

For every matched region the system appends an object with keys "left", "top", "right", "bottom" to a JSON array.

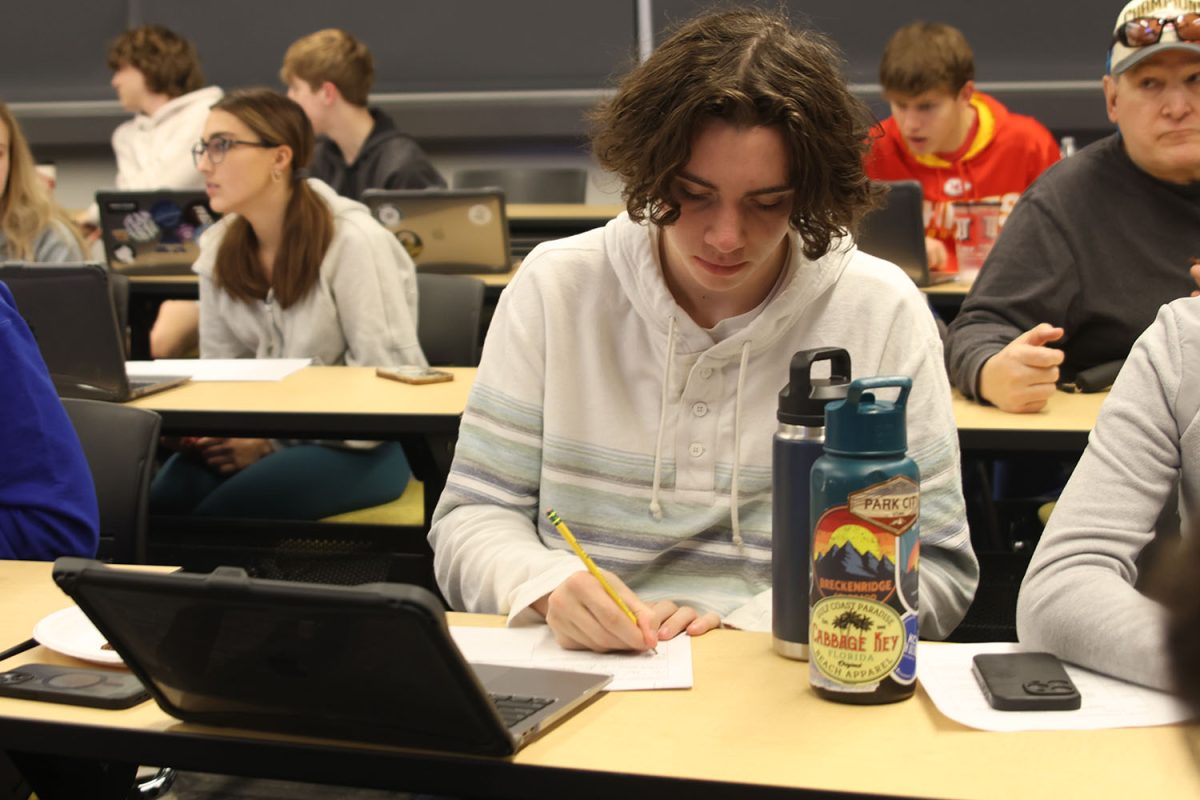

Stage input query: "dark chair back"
[
  {"left": 416, "top": 273, "right": 486, "bottom": 367},
  {"left": 61, "top": 398, "right": 161, "bottom": 564},
  {"left": 453, "top": 167, "right": 588, "bottom": 204}
]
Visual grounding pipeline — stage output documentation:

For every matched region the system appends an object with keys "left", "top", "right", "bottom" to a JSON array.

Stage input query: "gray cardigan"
[
  {"left": 1017, "top": 298, "right": 1200, "bottom": 691},
  {"left": 194, "top": 179, "right": 427, "bottom": 369}
]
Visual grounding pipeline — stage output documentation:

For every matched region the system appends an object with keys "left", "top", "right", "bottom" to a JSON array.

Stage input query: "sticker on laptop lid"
[{"left": 468, "top": 203, "right": 492, "bottom": 226}]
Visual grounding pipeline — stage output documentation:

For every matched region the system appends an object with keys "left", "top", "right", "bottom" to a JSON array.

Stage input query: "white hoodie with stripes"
[{"left": 430, "top": 212, "right": 978, "bottom": 639}]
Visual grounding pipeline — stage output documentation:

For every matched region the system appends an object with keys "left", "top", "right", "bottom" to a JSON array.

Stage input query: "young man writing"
[
  {"left": 865, "top": 22, "right": 1060, "bottom": 274},
  {"left": 281, "top": 29, "right": 445, "bottom": 200}
]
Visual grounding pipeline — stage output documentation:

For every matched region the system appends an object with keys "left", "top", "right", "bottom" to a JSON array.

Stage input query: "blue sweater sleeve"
[{"left": 0, "top": 283, "right": 99, "bottom": 560}]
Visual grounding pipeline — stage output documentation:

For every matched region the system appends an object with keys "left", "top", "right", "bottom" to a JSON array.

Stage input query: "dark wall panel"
[{"left": 655, "top": 1, "right": 1112, "bottom": 84}]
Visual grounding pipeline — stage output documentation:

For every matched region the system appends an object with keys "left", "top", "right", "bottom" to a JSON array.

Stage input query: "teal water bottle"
[{"left": 808, "top": 377, "right": 920, "bottom": 704}]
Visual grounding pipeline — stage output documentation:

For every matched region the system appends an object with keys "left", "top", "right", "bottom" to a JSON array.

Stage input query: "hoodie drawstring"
[
  {"left": 648, "top": 316, "right": 676, "bottom": 520},
  {"left": 729, "top": 340, "right": 751, "bottom": 549}
]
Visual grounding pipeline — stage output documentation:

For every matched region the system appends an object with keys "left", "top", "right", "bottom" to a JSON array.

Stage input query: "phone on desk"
[
  {"left": 972, "top": 652, "right": 1081, "bottom": 711},
  {"left": 0, "top": 663, "right": 149, "bottom": 709},
  {"left": 375, "top": 366, "right": 454, "bottom": 385}
]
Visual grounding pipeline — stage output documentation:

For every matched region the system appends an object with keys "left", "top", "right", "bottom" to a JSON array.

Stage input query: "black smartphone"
[
  {"left": 0, "top": 663, "right": 149, "bottom": 709},
  {"left": 972, "top": 652, "right": 1081, "bottom": 711}
]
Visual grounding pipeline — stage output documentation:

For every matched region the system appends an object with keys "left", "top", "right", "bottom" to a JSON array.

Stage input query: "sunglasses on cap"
[{"left": 1113, "top": 14, "right": 1200, "bottom": 47}]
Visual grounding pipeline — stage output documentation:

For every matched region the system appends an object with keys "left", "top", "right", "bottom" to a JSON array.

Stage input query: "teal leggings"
[{"left": 150, "top": 442, "right": 411, "bottom": 520}]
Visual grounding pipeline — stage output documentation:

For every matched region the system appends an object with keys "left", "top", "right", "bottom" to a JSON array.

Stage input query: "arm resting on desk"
[{"left": 1017, "top": 302, "right": 1192, "bottom": 691}]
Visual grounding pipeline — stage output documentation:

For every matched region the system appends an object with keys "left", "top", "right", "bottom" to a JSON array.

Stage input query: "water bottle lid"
[
  {"left": 825, "top": 376, "right": 911, "bottom": 455},
  {"left": 777, "top": 348, "right": 852, "bottom": 425}
]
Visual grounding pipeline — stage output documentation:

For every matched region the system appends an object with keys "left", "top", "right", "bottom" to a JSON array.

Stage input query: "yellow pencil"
[{"left": 546, "top": 509, "right": 654, "bottom": 651}]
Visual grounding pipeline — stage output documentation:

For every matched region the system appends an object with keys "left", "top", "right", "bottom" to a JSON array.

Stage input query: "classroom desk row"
[
  {"left": 121, "top": 202, "right": 974, "bottom": 358},
  {"left": 0, "top": 560, "right": 1195, "bottom": 799},
  {"left": 128, "top": 365, "right": 1103, "bottom": 457}
]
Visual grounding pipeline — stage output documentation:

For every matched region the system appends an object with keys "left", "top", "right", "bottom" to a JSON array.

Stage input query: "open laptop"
[
  {"left": 856, "top": 180, "right": 957, "bottom": 288},
  {"left": 96, "top": 190, "right": 220, "bottom": 275},
  {"left": 52, "top": 558, "right": 611, "bottom": 756},
  {"left": 362, "top": 188, "right": 511, "bottom": 274},
  {"left": 0, "top": 263, "right": 188, "bottom": 401}
]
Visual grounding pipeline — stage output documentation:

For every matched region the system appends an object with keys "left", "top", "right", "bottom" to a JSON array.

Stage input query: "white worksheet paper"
[
  {"left": 917, "top": 641, "right": 1192, "bottom": 732},
  {"left": 450, "top": 626, "right": 693, "bottom": 691},
  {"left": 126, "top": 358, "right": 311, "bottom": 382}
]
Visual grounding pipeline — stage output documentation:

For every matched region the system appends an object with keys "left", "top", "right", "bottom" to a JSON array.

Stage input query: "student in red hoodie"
[{"left": 865, "top": 22, "right": 1060, "bottom": 274}]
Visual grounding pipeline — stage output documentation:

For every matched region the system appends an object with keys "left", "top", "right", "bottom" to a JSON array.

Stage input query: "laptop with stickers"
[
  {"left": 96, "top": 190, "right": 220, "bottom": 275},
  {"left": 857, "top": 180, "right": 958, "bottom": 288},
  {"left": 52, "top": 558, "right": 611, "bottom": 756},
  {"left": 362, "top": 188, "right": 511, "bottom": 274}
]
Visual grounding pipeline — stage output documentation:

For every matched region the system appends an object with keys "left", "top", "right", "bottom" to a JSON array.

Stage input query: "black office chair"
[
  {"left": 453, "top": 167, "right": 588, "bottom": 204},
  {"left": 417, "top": 273, "right": 486, "bottom": 367},
  {"left": 59, "top": 399, "right": 172, "bottom": 797},
  {"left": 61, "top": 398, "right": 161, "bottom": 565}
]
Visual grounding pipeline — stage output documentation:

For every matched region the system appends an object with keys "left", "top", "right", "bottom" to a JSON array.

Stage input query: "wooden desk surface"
[
  {"left": 0, "top": 560, "right": 1196, "bottom": 799},
  {"left": 953, "top": 389, "right": 1105, "bottom": 452},
  {"left": 506, "top": 203, "right": 623, "bottom": 221},
  {"left": 126, "top": 366, "right": 473, "bottom": 439},
  {"left": 921, "top": 275, "right": 974, "bottom": 296}
]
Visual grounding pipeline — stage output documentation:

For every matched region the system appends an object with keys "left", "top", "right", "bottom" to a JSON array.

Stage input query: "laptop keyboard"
[{"left": 489, "top": 693, "right": 555, "bottom": 728}]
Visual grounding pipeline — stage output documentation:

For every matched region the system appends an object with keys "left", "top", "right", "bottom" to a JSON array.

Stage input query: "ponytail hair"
[{"left": 211, "top": 88, "right": 334, "bottom": 309}]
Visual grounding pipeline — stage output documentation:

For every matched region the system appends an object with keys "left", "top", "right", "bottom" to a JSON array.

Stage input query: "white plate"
[{"left": 32, "top": 606, "right": 123, "bottom": 665}]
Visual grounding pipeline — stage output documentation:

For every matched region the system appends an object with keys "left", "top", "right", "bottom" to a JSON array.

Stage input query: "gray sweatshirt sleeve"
[
  {"left": 32, "top": 222, "right": 85, "bottom": 264},
  {"left": 945, "top": 192, "right": 1080, "bottom": 399},
  {"left": 1016, "top": 302, "right": 1190, "bottom": 690}
]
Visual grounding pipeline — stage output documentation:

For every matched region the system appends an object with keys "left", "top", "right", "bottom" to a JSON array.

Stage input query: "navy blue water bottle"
[
  {"left": 809, "top": 377, "right": 920, "bottom": 703},
  {"left": 772, "top": 348, "right": 852, "bottom": 660}
]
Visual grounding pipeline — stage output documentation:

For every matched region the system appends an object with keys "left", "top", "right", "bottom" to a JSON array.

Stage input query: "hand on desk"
[
  {"left": 532, "top": 571, "right": 720, "bottom": 653},
  {"left": 978, "top": 323, "right": 1065, "bottom": 413},
  {"left": 191, "top": 437, "right": 275, "bottom": 475},
  {"left": 925, "top": 237, "right": 949, "bottom": 271}
]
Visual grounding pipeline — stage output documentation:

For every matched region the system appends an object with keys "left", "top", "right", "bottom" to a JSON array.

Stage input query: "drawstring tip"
[
  {"left": 649, "top": 500, "right": 663, "bottom": 520},
  {"left": 732, "top": 533, "right": 744, "bottom": 548}
]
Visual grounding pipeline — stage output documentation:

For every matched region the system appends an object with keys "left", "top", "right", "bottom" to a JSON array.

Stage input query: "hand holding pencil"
[{"left": 538, "top": 509, "right": 659, "bottom": 653}]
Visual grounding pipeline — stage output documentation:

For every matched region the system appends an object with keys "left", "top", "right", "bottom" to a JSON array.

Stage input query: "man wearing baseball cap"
[{"left": 947, "top": 0, "right": 1200, "bottom": 413}]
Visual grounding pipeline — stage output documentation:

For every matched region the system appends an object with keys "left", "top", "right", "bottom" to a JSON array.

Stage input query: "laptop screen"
[
  {"left": 362, "top": 189, "right": 510, "bottom": 274},
  {"left": 0, "top": 263, "right": 128, "bottom": 399},
  {"left": 856, "top": 180, "right": 933, "bottom": 287},
  {"left": 53, "top": 561, "right": 516, "bottom": 754},
  {"left": 97, "top": 190, "right": 220, "bottom": 275}
]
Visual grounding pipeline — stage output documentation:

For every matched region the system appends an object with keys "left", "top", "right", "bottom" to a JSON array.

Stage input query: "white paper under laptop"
[
  {"left": 451, "top": 625, "right": 694, "bottom": 691},
  {"left": 126, "top": 358, "right": 311, "bottom": 382}
]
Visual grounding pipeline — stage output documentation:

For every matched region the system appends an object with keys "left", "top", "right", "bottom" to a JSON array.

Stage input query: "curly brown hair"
[
  {"left": 590, "top": 7, "right": 881, "bottom": 261},
  {"left": 106, "top": 25, "right": 205, "bottom": 99}
]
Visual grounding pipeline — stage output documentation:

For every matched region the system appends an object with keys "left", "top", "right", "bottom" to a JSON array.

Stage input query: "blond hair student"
[
  {"left": 0, "top": 103, "right": 84, "bottom": 262},
  {"left": 149, "top": 89, "right": 426, "bottom": 519},
  {"left": 281, "top": 28, "right": 445, "bottom": 199}
]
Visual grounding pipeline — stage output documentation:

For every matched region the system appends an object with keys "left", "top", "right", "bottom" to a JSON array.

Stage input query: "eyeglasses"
[
  {"left": 192, "top": 135, "right": 277, "bottom": 167},
  {"left": 1113, "top": 14, "right": 1200, "bottom": 47}
]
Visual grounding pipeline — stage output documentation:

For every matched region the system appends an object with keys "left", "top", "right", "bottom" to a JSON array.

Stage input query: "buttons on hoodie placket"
[{"left": 678, "top": 361, "right": 720, "bottom": 490}]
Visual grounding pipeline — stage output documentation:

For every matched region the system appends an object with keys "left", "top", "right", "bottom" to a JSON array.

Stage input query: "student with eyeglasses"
[
  {"left": 0, "top": 102, "right": 85, "bottom": 262},
  {"left": 428, "top": 8, "right": 978, "bottom": 653},
  {"left": 946, "top": 0, "right": 1200, "bottom": 414},
  {"left": 149, "top": 89, "right": 426, "bottom": 520}
]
